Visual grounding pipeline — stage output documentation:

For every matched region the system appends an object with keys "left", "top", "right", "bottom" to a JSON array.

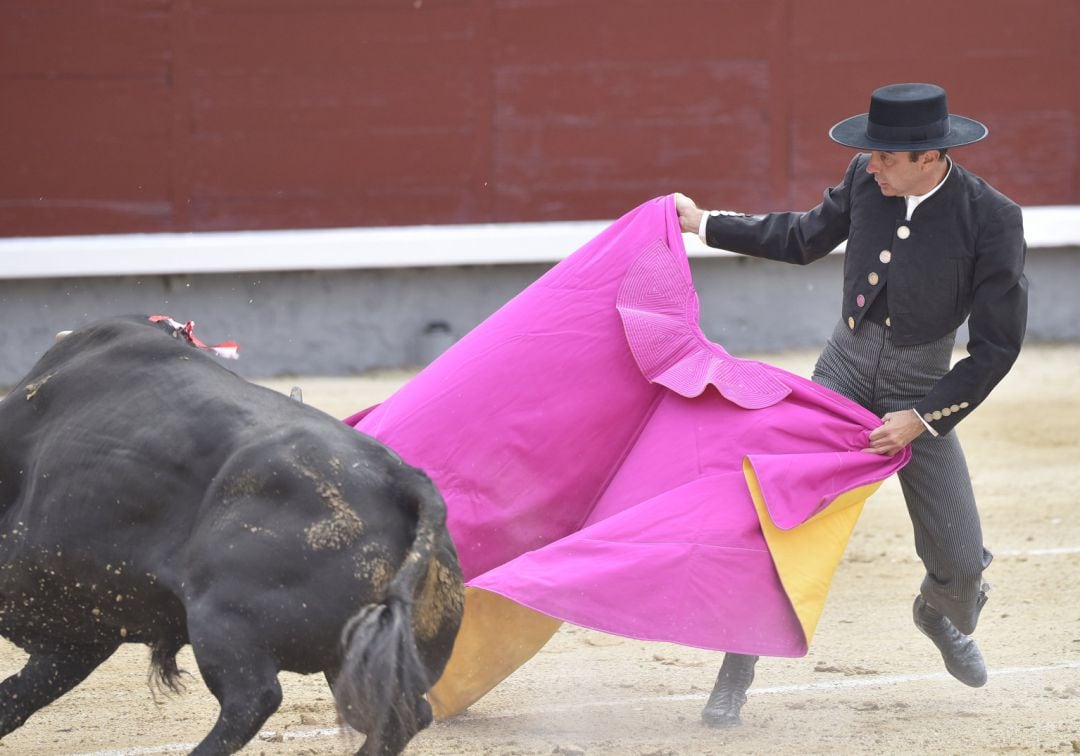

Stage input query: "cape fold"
[{"left": 346, "top": 195, "right": 910, "bottom": 718}]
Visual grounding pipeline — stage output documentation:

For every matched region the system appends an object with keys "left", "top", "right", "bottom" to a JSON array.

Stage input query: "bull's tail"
[
  {"left": 331, "top": 480, "right": 456, "bottom": 755},
  {"left": 332, "top": 598, "right": 432, "bottom": 755},
  {"left": 148, "top": 635, "right": 189, "bottom": 696}
]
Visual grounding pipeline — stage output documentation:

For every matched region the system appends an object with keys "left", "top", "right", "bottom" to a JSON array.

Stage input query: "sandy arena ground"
[{"left": 2, "top": 343, "right": 1078, "bottom": 755}]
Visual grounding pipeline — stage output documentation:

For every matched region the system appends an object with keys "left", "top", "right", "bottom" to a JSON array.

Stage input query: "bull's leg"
[
  {"left": 0, "top": 643, "right": 118, "bottom": 737},
  {"left": 188, "top": 627, "right": 283, "bottom": 755}
]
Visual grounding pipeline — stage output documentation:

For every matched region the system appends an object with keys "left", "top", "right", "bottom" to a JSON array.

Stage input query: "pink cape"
[{"left": 346, "top": 195, "right": 909, "bottom": 660}]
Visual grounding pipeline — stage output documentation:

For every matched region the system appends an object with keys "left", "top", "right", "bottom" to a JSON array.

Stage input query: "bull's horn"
[{"left": 54, "top": 330, "right": 73, "bottom": 343}]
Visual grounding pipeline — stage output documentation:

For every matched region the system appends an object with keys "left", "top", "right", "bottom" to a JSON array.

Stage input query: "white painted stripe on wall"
[
  {"left": 3, "top": 205, "right": 1077, "bottom": 280},
  {"left": 1, "top": 219, "right": 611, "bottom": 280}
]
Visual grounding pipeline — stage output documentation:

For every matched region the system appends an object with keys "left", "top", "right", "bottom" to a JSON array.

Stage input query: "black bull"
[{"left": 0, "top": 316, "right": 465, "bottom": 755}]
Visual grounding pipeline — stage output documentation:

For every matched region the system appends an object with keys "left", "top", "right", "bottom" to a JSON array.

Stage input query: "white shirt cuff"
[
  {"left": 912, "top": 407, "right": 939, "bottom": 437},
  {"left": 698, "top": 210, "right": 711, "bottom": 243}
]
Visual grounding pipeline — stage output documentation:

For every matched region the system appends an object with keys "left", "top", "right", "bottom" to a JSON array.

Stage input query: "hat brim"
[{"left": 828, "top": 113, "right": 988, "bottom": 151}]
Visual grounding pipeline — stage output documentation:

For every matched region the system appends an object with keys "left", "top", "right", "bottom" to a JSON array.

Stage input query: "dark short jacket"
[{"left": 703, "top": 154, "right": 1028, "bottom": 435}]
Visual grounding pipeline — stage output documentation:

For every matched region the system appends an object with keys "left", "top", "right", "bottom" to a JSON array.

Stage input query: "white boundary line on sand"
[
  {"left": 998, "top": 545, "right": 1080, "bottom": 556},
  {"left": 74, "top": 660, "right": 1080, "bottom": 755}
]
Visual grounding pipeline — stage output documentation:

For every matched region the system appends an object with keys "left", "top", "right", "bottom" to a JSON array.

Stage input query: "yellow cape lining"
[
  {"left": 428, "top": 466, "right": 884, "bottom": 720},
  {"left": 743, "top": 457, "right": 881, "bottom": 645},
  {"left": 429, "top": 587, "right": 562, "bottom": 720}
]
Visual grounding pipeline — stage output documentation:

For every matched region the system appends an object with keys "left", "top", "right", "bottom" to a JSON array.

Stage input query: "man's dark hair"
[{"left": 909, "top": 148, "right": 949, "bottom": 162}]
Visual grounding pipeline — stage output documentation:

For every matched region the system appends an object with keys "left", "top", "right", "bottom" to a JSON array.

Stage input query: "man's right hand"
[{"left": 674, "top": 192, "right": 705, "bottom": 235}]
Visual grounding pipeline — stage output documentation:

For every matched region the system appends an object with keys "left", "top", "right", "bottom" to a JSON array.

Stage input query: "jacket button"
[
  {"left": 885, "top": 316, "right": 891, "bottom": 327},
  {"left": 897, "top": 225, "right": 911, "bottom": 239},
  {"left": 880, "top": 250, "right": 892, "bottom": 263},
  {"left": 856, "top": 294, "right": 866, "bottom": 307},
  {"left": 847, "top": 316, "right": 855, "bottom": 330},
  {"left": 868, "top": 271, "right": 880, "bottom": 285}
]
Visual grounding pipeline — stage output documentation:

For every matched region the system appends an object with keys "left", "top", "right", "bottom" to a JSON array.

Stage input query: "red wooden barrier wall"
[{"left": 1, "top": 0, "right": 1077, "bottom": 238}]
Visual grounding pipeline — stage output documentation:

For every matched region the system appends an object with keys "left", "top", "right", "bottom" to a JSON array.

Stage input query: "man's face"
[{"left": 865, "top": 150, "right": 937, "bottom": 197}]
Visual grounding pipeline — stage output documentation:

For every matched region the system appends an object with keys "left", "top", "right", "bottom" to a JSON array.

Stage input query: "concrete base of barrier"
[{"left": 2, "top": 244, "right": 1077, "bottom": 386}]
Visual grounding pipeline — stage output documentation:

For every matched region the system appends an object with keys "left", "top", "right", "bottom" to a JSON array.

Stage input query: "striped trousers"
[{"left": 812, "top": 319, "right": 992, "bottom": 635}]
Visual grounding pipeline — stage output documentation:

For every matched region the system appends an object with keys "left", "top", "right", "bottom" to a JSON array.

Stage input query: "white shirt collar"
[{"left": 905, "top": 158, "right": 953, "bottom": 220}]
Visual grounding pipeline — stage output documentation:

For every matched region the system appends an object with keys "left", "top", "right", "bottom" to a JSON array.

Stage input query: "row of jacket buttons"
[
  {"left": 849, "top": 246, "right": 895, "bottom": 330},
  {"left": 876, "top": 224, "right": 906, "bottom": 322},
  {"left": 923, "top": 402, "right": 970, "bottom": 422}
]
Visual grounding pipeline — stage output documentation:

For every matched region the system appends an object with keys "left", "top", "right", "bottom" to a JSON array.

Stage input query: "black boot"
[
  {"left": 913, "top": 595, "right": 987, "bottom": 687},
  {"left": 702, "top": 653, "right": 759, "bottom": 728}
]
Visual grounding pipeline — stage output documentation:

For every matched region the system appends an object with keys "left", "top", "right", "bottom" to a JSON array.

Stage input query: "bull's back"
[
  {"left": 2, "top": 318, "right": 265, "bottom": 540},
  {"left": 0, "top": 319, "right": 266, "bottom": 644},
  {"left": 1, "top": 316, "right": 460, "bottom": 670}
]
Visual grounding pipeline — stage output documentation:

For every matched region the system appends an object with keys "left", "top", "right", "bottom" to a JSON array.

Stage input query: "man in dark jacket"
[{"left": 676, "top": 82, "right": 1028, "bottom": 727}]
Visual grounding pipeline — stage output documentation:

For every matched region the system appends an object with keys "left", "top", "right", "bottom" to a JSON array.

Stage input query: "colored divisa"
[{"left": 345, "top": 195, "right": 910, "bottom": 717}]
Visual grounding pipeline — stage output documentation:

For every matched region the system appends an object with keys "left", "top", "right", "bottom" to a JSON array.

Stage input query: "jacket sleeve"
[
  {"left": 702, "top": 155, "right": 860, "bottom": 264},
  {"left": 913, "top": 201, "right": 1028, "bottom": 435}
]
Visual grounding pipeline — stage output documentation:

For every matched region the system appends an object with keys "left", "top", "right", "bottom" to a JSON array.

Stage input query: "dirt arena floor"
[{"left": 2, "top": 343, "right": 1078, "bottom": 755}]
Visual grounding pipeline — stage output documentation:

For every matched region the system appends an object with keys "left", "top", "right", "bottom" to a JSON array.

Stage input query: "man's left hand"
[{"left": 863, "top": 410, "right": 924, "bottom": 456}]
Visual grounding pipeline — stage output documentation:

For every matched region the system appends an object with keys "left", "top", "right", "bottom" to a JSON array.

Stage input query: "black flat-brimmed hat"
[{"left": 829, "top": 83, "right": 988, "bottom": 151}]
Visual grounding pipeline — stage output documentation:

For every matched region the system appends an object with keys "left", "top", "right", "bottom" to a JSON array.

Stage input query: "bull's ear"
[{"left": 290, "top": 386, "right": 304, "bottom": 403}]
